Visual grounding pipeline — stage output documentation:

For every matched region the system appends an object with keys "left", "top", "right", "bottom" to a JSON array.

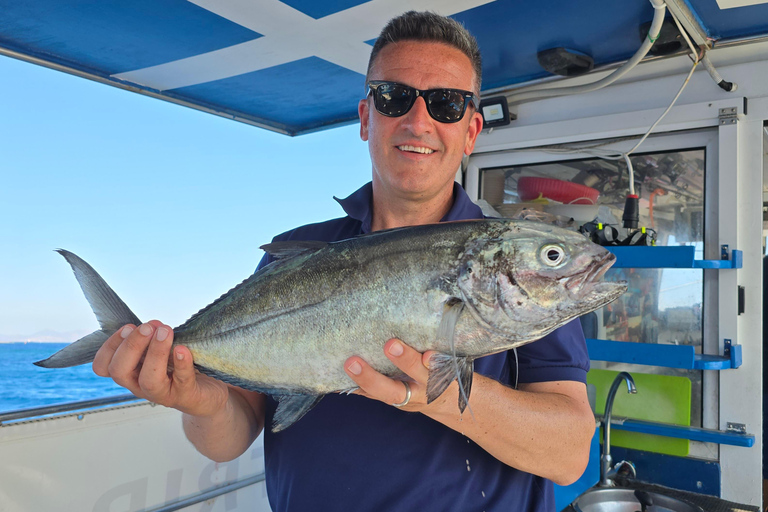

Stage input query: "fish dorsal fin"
[
  {"left": 272, "top": 394, "right": 324, "bottom": 432},
  {"left": 260, "top": 241, "right": 327, "bottom": 260}
]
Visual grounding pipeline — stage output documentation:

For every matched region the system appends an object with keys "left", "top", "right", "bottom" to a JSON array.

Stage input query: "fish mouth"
[
  {"left": 583, "top": 280, "right": 628, "bottom": 306},
  {"left": 563, "top": 251, "right": 624, "bottom": 302}
]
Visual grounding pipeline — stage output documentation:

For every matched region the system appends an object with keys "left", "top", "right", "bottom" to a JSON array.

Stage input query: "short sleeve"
[{"left": 514, "top": 319, "right": 590, "bottom": 384}]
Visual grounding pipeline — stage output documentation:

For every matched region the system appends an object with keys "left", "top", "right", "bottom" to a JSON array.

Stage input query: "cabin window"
[{"left": 479, "top": 148, "right": 707, "bottom": 434}]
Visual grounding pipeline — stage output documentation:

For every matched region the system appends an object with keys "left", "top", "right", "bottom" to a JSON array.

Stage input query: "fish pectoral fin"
[
  {"left": 426, "top": 353, "right": 474, "bottom": 413},
  {"left": 260, "top": 241, "right": 328, "bottom": 260},
  {"left": 432, "top": 298, "right": 474, "bottom": 413},
  {"left": 272, "top": 394, "right": 324, "bottom": 432},
  {"left": 438, "top": 298, "right": 464, "bottom": 342}
]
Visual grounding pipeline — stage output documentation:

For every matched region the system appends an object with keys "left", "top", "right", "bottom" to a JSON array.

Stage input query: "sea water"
[{"left": 0, "top": 342, "right": 128, "bottom": 413}]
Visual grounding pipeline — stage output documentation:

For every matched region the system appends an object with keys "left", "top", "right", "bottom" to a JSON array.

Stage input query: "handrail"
[
  {"left": 0, "top": 393, "right": 141, "bottom": 424},
  {"left": 144, "top": 474, "right": 266, "bottom": 512}
]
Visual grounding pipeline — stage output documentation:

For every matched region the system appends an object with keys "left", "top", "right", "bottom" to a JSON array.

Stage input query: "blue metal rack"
[
  {"left": 586, "top": 338, "right": 742, "bottom": 370},
  {"left": 605, "top": 245, "right": 742, "bottom": 269},
  {"left": 589, "top": 244, "right": 743, "bottom": 371},
  {"left": 585, "top": 244, "right": 752, "bottom": 447},
  {"left": 606, "top": 417, "right": 755, "bottom": 448}
]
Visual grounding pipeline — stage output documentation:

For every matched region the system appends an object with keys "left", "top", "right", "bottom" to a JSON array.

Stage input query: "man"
[{"left": 93, "top": 11, "right": 595, "bottom": 511}]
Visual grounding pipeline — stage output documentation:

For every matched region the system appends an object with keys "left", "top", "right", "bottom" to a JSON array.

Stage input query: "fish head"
[{"left": 456, "top": 221, "right": 627, "bottom": 338}]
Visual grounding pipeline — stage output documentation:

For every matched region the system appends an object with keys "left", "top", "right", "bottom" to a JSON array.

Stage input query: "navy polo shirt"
[{"left": 256, "top": 182, "right": 589, "bottom": 512}]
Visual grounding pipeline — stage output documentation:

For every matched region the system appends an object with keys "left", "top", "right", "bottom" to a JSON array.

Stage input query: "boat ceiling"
[{"left": 2, "top": 0, "right": 767, "bottom": 135}]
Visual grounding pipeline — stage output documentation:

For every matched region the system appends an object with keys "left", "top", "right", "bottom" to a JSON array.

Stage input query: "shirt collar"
[{"left": 334, "top": 181, "right": 484, "bottom": 234}]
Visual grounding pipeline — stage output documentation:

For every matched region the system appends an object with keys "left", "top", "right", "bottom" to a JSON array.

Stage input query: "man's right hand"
[{"left": 92, "top": 321, "right": 229, "bottom": 419}]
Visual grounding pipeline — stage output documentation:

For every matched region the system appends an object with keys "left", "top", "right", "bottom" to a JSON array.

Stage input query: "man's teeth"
[{"left": 398, "top": 145, "right": 434, "bottom": 154}]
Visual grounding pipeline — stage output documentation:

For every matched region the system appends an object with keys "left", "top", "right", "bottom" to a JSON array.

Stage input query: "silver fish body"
[{"left": 36, "top": 219, "right": 626, "bottom": 430}]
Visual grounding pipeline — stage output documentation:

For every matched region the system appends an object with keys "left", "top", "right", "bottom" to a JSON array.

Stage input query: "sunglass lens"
[
  {"left": 427, "top": 90, "right": 466, "bottom": 122},
  {"left": 374, "top": 83, "right": 414, "bottom": 116}
]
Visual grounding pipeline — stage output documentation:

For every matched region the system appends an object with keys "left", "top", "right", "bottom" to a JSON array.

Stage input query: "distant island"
[{"left": 0, "top": 329, "right": 91, "bottom": 343}]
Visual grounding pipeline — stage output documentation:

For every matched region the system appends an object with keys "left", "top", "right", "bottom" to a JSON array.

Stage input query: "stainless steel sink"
[{"left": 572, "top": 488, "right": 705, "bottom": 512}]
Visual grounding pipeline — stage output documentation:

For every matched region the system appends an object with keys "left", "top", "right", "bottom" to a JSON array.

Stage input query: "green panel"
[{"left": 588, "top": 369, "right": 692, "bottom": 456}]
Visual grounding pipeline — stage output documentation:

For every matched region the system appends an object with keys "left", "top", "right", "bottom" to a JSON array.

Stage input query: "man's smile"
[{"left": 397, "top": 144, "right": 436, "bottom": 155}]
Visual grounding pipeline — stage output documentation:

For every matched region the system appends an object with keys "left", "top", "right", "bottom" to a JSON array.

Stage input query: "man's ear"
[
  {"left": 359, "top": 98, "right": 370, "bottom": 141},
  {"left": 463, "top": 111, "right": 484, "bottom": 156}
]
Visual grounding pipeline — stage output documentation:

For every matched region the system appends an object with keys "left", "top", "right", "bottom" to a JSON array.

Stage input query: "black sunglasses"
[{"left": 367, "top": 81, "right": 480, "bottom": 124}]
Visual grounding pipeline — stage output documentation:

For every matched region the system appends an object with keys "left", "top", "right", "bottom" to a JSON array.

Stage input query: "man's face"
[{"left": 359, "top": 41, "right": 483, "bottom": 203}]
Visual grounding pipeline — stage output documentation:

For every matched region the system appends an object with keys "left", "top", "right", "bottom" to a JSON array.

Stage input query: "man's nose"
[{"left": 401, "top": 96, "right": 435, "bottom": 134}]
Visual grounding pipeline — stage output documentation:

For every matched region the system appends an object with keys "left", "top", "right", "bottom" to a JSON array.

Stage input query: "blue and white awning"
[{"left": 2, "top": 0, "right": 767, "bottom": 135}]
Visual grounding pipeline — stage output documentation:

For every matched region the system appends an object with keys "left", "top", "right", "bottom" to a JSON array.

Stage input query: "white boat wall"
[{"left": 0, "top": 401, "right": 271, "bottom": 512}]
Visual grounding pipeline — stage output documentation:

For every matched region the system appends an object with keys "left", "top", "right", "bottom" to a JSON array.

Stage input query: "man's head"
[
  {"left": 359, "top": 11, "right": 484, "bottom": 209},
  {"left": 366, "top": 11, "right": 482, "bottom": 94}
]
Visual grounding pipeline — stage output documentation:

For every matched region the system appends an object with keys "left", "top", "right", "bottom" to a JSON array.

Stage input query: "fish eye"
[{"left": 540, "top": 244, "right": 566, "bottom": 267}]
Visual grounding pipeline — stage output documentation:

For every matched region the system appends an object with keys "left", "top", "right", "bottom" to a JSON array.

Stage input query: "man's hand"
[
  {"left": 93, "top": 321, "right": 264, "bottom": 463},
  {"left": 344, "top": 338, "right": 596, "bottom": 485},
  {"left": 92, "top": 321, "right": 229, "bottom": 419},
  {"left": 343, "top": 338, "right": 452, "bottom": 413}
]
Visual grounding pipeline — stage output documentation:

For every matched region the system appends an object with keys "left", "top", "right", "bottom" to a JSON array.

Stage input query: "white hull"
[{"left": 0, "top": 401, "right": 271, "bottom": 512}]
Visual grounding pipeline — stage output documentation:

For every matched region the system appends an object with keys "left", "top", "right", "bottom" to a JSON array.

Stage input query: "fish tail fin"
[
  {"left": 33, "top": 330, "right": 110, "bottom": 368},
  {"left": 34, "top": 250, "right": 142, "bottom": 368}
]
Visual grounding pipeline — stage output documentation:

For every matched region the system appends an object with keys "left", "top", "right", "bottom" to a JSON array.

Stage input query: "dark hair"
[{"left": 366, "top": 11, "right": 482, "bottom": 93}]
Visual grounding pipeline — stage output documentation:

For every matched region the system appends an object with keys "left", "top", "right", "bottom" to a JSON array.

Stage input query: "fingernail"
[
  {"left": 120, "top": 326, "right": 134, "bottom": 339},
  {"left": 139, "top": 323, "right": 153, "bottom": 336},
  {"left": 156, "top": 327, "right": 169, "bottom": 341},
  {"left": 175, "top": 349, "right": 184, "bottom": 361},
  {"left": 389, "top": 341, "right": 403, "bottom": 356},
  {"left": 347, "top": 361, "right": 362, "bottom": 375}
]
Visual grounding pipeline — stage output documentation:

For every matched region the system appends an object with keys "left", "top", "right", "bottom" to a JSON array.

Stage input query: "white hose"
[
  {"left": 506, "top": 0, "right": 667, "bottom": 104},
  {"left": 702, "top": 54, "right": 738, "bottom": 91}
]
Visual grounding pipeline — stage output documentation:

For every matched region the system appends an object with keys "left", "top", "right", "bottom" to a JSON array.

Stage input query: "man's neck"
[{"left": 370, "top": 183, "right": 455, "bottom": 232}]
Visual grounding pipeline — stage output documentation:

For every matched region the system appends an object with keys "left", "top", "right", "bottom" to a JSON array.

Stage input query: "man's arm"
[
  {"left": 345, "top": 339, "right": 595, "bottom": 485},
  {"left": 92, "top": 321, "right": 265, "bottom": 462},
  {"left": 183, "top": 385, "right": 266, "bottom": 463}
]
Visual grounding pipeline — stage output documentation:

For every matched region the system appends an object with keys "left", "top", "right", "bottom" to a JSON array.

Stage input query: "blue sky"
[{"left": 0, "top": 55, "right": 372, "bottom": 338}]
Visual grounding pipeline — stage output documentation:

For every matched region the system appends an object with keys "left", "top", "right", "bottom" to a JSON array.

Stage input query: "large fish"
[{"left": 36, "top": 220, "right": 626, "bottom": 431}]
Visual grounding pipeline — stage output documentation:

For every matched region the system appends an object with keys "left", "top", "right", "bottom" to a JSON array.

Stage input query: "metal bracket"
[
  {"left": 726, "top": 422, "right": 747, "bottom": 435},
  {"left": 719, "top": 107, "right": 738, "bottom": 125}
]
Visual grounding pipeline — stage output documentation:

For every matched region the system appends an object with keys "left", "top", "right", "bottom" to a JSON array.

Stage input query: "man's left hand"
[{"left": 344, "top": 338, "right": 451, "bottom": 412}]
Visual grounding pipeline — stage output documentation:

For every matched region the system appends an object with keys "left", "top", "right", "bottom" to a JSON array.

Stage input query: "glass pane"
[{"left": 480, "top": 149, "right": 706, "bottom": 430}]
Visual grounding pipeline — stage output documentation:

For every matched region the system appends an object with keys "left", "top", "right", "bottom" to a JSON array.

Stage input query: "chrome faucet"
[{"left": 599, "top": 371, "right": 637, "bottom": 487}]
